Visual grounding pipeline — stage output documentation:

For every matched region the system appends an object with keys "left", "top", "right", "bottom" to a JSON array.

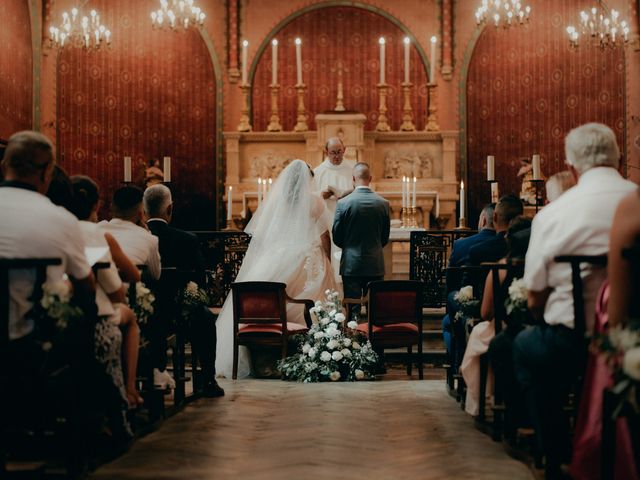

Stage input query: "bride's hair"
[{"left": 283, "top": 160, "right": 312, "bottom": 206}]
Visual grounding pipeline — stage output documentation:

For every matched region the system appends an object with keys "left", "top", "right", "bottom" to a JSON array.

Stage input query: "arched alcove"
[
  {"left": 56, "top": 0, "right": 219, "bottom": 228},
  {"left": 464, "top": 0, "right": 625, "bottom": 218},
  {"left": 251, "top": 4, "right": 430, "bottom": 131}
]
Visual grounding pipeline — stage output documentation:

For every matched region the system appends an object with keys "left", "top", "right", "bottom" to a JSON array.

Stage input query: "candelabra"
[
  {"left": 566, "top": 4, "right": 630, "bottom": 49},
  {"left": 425, "top": 83, "right": 440, "bottom": 132},
  {"left": 150, "top": 0, "right": 206, "bottom": 29},
  {"left": 400, "top": 82, "right": 416, "bottom": 131},
  {"left": 237, "top": 84, "right": 252, "bottom": 132},
  {"left": 267, "top": 84, "right": 282, "bottom": 132},
  {"left": 475, "top": 0, "right": 531, "bottom": 28},
  {"left": 376, "top": 84, "right": 391, "bottom": 132},
  {"left": 48, "top": 6, "right": 111, "bottom": 49},
  {"left": 293, "top": 84, "right": 309, "bottom": 132}
]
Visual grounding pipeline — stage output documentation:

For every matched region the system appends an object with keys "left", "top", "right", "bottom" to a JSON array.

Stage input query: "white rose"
[
  {"left": 341, "top": 348, "right": 351, "bottom": 358},
  {"left": 46, "top": 281, "right": 72, "bottom": 303},
  {"left": 623, "top": 347, "right": 640, "bottom": 381},
  {"left": 302, "top": 343, "right": 311, "bottom": 354},
  {"left": 320, "top": 351, "right": 332, "bottom": 362},
  {"left": 329, "top": 371, "right": 341, "bottom": 381},
  {"left": 342, "top": 338, "right": 352, "bottom": 347},
  {"left": 308, "top": 348, "right": 317, "bottom": 359},
  {"left": 508, "top": 278, "right": 528, "bottom": 303},
  {"left": 315, "top": 300, "right": 323, "bottom": 308},
  {"left": 352, "top": 341, "right": 361, "bottom": 350},
  {"left": 329, "top": 323, "right": 338, "bottom": 330},
  {"left": 325, "top": 289, "right": 331, "bottom": 297},
  {"left": 332, "top": 351, "right": 343, "bottom": 361},
  {"left": 347, "top": 320, "right": 358, "bottom": 329},
  {"left": 334, "top": 313, "right": 346, "bottom": 323},
  {"left": 314, "top": 331, "right": 325, "bottom": 340},
  {"left": 355, "top": 369, "right": 365, "bottom": 380},
  {"left": 186, "top": 281, "right": 199, "bottom": 294},
  {"left": 326, "top": 339, "right": 339, "bottom": 350},
  {"left": 455, "top": 285, "right": 473, "bottom": 302},
  {"left": 329, "top": 309, "right": 337, "bottom": 317},
  {"left": 320, "top": 316, "right": 330, "bottom": 325},
  {"left": 326, "top": 327, "right": 340, "bottom": 338}
]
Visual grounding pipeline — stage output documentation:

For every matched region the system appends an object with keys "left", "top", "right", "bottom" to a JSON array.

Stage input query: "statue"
[
  {"left": 517, "top": 157, "right": 545, "bottom": 205},
  {"left": 383, "top": 149, "right": 433, "bottom": 178}
]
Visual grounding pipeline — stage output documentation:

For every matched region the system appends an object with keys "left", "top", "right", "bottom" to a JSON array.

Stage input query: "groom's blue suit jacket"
[{"left": 332, "top": 187, "right": 390, "bottom": 277}]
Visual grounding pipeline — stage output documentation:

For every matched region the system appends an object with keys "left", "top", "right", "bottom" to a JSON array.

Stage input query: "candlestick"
[
  {"left": 487, "top": 155, "right": 495, "bottom": 182},
  {"left": 378, "top": 37, "right": 386, "bottom": 84},
  {"left": 401, "top": 176, "right": 406, "bottom": 209},
  {"left": 295, "top": 38, "right": 302, "bottom": 85},
  {"left": 271, "top": 39, "right": 278, "bottom": 85},
  {"left": 400, "top": 82, "right": 415, "bottom": 131},
  {"left": 163, "top": 156, "right": 171, "bottom": 182},
  {"left": 237, "top": 83, "right": 252, "bottom": 132},
  {"left": 293, "top": 83, "right": 308, "bottom": 132},
  {"left": 491, "top": 181, "right": 499, "bottom": 203},
  {"left": 267, "top": 84, "right": 282, "bottom": 132},
  {"left": 532, "top": 154, "right": 541, "bottom": 180},
  {"left": 425, "top": 82, "right": 440, "bottom": 131},
  {"left": 123, "top": 156, "right": 131, "bottom": 182},
  {"left": 375, "top": 84, "right": 390, "bottom": 131},
  {"left": 403, "top": 37, "right": 410, "bottom": 84},
  {"left": 412, "top": 177, "right": 417, "bottom": 208},
  {"left": 429, "top": 36, "right": 437, "bottom": 84},
  {"left": 241, "top": 39, "right": 249, "bottom": 85},
  {"left": 227, "top": 186, "right": 233, "bottom": 220}
]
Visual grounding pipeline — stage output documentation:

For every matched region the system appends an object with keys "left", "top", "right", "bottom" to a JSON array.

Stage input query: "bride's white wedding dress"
[{"left": 216, "top": 160, "right": 337, "bottom": 378}]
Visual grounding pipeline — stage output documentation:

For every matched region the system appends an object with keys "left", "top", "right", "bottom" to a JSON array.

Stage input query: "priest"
[{"left": 314, "top": 136, "right": 355, "bottom": 284}]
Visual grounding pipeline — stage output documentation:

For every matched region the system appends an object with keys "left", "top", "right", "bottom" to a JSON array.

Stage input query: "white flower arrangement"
[
  {"left": 40, "top": 281, "right": 83, "bottom": 331},
  {"left": 279, "top": 289, "right": 380, "bottom": 382},
  {"left": 453, "top": 285, "right": 480, "bottom": 324},
  {"left": 176, "top": 280, "right": 210, "bottom": 325},
  {"left": 504, "top": 277, "right": 530, "bottom": 325},
  {"left": 128, "top": 282, "right": 155, "bottom": 325}
]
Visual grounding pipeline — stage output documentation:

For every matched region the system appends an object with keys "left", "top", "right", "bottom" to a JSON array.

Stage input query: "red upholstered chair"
[
  {"left": 231, "top": 281, "right": 313, "bottom": 379},
  {"left": 356, "top": 280, "right": 424, "bottom": 379}
]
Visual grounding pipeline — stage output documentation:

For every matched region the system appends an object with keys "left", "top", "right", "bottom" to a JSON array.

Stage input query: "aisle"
[{"left": 91, "top": 380, "right": 533, "bottom": 479}]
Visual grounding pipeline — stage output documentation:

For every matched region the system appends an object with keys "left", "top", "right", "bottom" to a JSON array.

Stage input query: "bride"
[{"left": 216, "top": 159, "right": 338, "bottom": 378}]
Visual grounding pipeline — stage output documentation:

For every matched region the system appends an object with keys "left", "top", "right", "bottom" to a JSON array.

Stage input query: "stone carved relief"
[
  {"left": 249, "top": 152, "right": 295, "bottom": 178},
  {"left": 383, "top": 150, "right": 433, "bottom": 178}
]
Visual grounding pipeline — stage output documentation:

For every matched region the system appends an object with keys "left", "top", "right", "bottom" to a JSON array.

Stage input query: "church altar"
[{"left": 224, "top": 112, "right": 459, "bottom": 229}]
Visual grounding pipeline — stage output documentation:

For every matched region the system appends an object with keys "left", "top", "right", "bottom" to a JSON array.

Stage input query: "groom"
[{"left": 332, "top": 162, "right": 390, "bottom": 315}]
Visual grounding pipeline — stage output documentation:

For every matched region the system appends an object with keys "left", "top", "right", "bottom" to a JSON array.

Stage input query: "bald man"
[
  {"left": 332, "top": 162, "right": 390, "bottom": 315},
  {"left": 314, "top": 137, "right": 356, "bottom": 284}
]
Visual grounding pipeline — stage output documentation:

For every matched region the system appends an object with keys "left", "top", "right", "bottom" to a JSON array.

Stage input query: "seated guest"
[
  {"left": 461, "top": 216, "right": 531, "bottom": 417},
  {"left": 442, "top": 204, "right": 496, "bottom": 365},
  {"left": 514, "top": 123, "right": 636, "bottom": 479},
  {"left": 71, "top": 175, "right": 144, "bottom": 408},
  {"left": 144, "top": 184, "right": 224, "bottom": 397},
  {"left": 545, "top": 170, "right": 576, "bottom": 203},
  {"left": 46, "top": 164, "right": 74, "bottom": 211},
  {"left": 100, "top": 185, "right": 161, "bottom": 280},
  {"left": 570, "top": 190, "right": 640, "bottom": 480}
]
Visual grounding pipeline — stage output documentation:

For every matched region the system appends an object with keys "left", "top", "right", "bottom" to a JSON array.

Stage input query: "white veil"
[{"left": 216, "top": 159, "right": 334, "bottom": 378}]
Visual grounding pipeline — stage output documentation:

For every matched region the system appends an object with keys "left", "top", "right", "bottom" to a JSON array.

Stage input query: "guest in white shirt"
[
  {"left": 72, "top": 175, "right": 144, "bottom": 407},
  {"left": 0, "top": 131, "right": 94, "bottom": 342},
  {"left": 101, "top": 185, "right": 161, "bottom": 280},
  {"left": 513, "top": 123, "right": 636, "bottom": 479}
]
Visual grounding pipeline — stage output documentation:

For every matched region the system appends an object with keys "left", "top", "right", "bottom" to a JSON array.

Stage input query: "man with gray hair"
[
  {"left": 513, "top": 123, "right": 635, "bottom": 478},
  {"left": 144, "top": 184, "right": 224, "bottom": 397}
]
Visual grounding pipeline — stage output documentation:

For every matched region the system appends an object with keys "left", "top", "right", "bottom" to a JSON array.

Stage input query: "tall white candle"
[
  {"left": 227, "top": 186, "right": 233, "bottom": 220},
  {"left": 487, "top": 155, "right": 495, "bottom": 182},
  {"left": 124, "top": 156, "right": 131, "bottom": 182},
  {"left": 271, "top": 39, "right": 278, "bottom": 85},
  {"left": 378, "top": 37, "right": 386, "bottom": 84},
  {"left": 163, "top": 156, "right": 171, "bottom": 182},
  {"left": 532, "top": 154, "right": 541, "bottom": 180},
  {"left": 268, "top": 178, "right": 272, "bottom": 192},
  {"left": 403, "top": 37, "right": 410, "bottom": 84},
  {"left": 257, "top": 177, "right": 262, "bottom": 207},
  {"left": 295, "top": 38, "right": 302, "bottom": 85},
  {"left": 241, "top": 40, "right": 249, "bottom": 85},
  {"left": 262, "top": 178, "right": 267, "bottom": 200},
  {"left": 242, "top": 192, "right": 247, "bottom": 218},
  {"left": 429, "top": 36, "right": 437, "bottom": 84},
  {"left": 412, "top": 176, "right": 417, "bottom": 208},
  {"left": 401, "top": 176, "right": 406, "bottom": 209},
  {"left": 460, "top": 181, "right": 465, "bottom": 220}
]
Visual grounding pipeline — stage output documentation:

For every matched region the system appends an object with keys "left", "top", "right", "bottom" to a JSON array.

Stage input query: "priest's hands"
[{"left": 321, "top": 188, "right": 334, "bottom": 199}]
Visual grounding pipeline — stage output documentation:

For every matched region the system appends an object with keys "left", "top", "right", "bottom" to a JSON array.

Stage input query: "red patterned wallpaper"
[
  {"left": 0, "top": 0, "right": 32, "bottom": 140},
  {"left": 251, "top": 6, "right": 429, "bottom": 131},
  {"left": 466, "top": 0, "right": 625, "bottom": 217},
  {"left": 56, "top": 0, "right": 216, "bottom": 228}
]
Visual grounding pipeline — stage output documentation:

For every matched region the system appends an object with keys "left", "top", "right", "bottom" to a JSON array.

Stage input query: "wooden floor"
[{"left": 91, "top": 378, "right": 533, "bottom": 480}]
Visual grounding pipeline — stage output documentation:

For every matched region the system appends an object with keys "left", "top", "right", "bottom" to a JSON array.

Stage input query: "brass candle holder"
[
  {"left": 400, "top": 82, "right": 416, "bottom": 131},
  {"left": 237, "top": 83, "right": 252, "bottom": 132},
  {"left": 293, "top": 83, "right": 309, "bottom": 132},
  {"left": 425, "top": 82, "right": 440, "bottom": 132},
  {"left": 267, "top": 84, "right": 282, "bottom": 132},
  {"left": 455, "top": 217, "right": 469, "bottom": 230},
  {"left": 375, "top": 83, "right": 391, "bottom": 132}
]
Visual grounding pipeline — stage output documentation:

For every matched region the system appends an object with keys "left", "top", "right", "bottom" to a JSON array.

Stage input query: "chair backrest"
[
  {"left": 0, "top": 258, "right": 62, "bottom": 349},
  {"left": 622, "top": 239, "right": 640, "bottom": 319},
  {"left": 409, "top": 232, "right": 448, "bottom": 308},
  {"left": 231, "top": 281, "right": 287, "bottom": 328},
  {"left": 554, "top": 254, "right": 607, "bottom": 340},
  {"left": 368, "top": 280, "right": 423, "bottom": 326}
]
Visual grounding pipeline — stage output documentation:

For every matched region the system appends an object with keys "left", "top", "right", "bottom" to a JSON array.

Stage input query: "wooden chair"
[
  {"left": 231, "top": 282, "right": 313, "bottom": 380},
  {"left": 356, "top": 280, "right": 424, "bottom": 379}
]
